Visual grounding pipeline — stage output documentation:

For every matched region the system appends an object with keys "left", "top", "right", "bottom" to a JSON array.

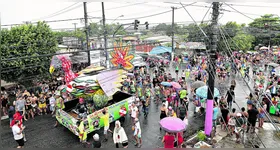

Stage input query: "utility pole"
[
  {"left": 171, "top": 7, "right": 175, "bottom": 61},
  {"left": 73, "top": 23, "right": 77, "bottom": 32},
  {"left": 83, "top": 2, "right": 90, "bottom": 66},
  {"left": 102, "top": 2, "right": 109, "bottom": 68},
  {"left": 205, "top": 2, "right": 220, "bottom": 136}
]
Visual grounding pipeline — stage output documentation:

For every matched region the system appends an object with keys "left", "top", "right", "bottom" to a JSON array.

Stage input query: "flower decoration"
[{"left": 110, "top": 42, "right": 134, "bottom": 70}]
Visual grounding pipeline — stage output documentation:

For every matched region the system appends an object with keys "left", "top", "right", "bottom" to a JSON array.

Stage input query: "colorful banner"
[{"left": 110, "top": 42, "right": 134, "bottom": 71}]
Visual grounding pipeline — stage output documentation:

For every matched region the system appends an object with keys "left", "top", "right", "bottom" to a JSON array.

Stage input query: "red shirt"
[
  {"left": 164, "top": 135, "right": 175, "bottom": 148},
  {"left": 177, "top": 132, "right": 183, "bottom": 145},
  {"left": 167, "top": 97, "right": 172, "bottom": 103}
]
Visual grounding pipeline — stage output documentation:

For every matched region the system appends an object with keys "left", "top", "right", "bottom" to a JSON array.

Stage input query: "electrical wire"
[
  {"left": 1, "top": 42, "right": 164, "bottom": 62},
  {"left": 201, "top": 3, "right": 212, "bottom": 24},
  {"left": 30, "top": 2, "right": 80, "bottom": 21},
  {"left": 178, "top": 2, "right": 267, "bottom": 147},
  {"left": 219, "top": 26, "right": 280, "bottom": 133},
  {"left": 218, "top": 29, "right": 277, "bottom": 147},
  {"left": 219, "top": 26, "right": 280, "bottom": 136},
  {"left": 226, "top": 3, "right": 280, "bottom": 9},
  {"left": 88, "top": 2, "right": 147, "bottom": 13},
  {"left": 224, "top": 3, "right": 255, "bottom": 20}
]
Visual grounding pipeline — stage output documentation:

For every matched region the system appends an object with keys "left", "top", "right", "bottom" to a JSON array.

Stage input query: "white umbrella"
[{"left": 260, "top": 46, "right": 268, "bottom": 50}]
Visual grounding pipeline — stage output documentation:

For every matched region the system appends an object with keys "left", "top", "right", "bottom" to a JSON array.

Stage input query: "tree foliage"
[
  {"left": 1, "top": 22, "right": 58, "bottom": 86},
  {"left": 54, "top": 29, "right": 86, "bottom": 44},
  {"left": 152, "top": 23, "right": 183, "bottom": 37},
  {"left": 88, "top": 22, "right": 127, "bottom": 37},
  {"left": 218, "top": 21, "right": 255, "bottom": 53},
  {"left": 248, "top": 14, "right": 280, "bottom": 46}
]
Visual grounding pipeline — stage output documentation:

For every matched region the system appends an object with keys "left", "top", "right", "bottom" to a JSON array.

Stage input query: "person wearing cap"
[
  {"left": 234, "top": 113, "right": 245, "bottom": 143},
  {"left": 92, "top": 134, "right": 101, "bottom": 148},
  {"left": 228, "top": 115, "right": 236, "bottom": 136},
  {"left": 75, "top": 98, "right": 87, "bottom": 120},
  {"left": 167, "top": 106, "right": 177, "bottom": 118},
  {"left": 133, "top": 118, "right": 142, "bottom": 148}
]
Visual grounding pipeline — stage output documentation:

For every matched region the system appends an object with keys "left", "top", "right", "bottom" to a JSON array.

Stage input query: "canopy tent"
[
  {"left": 144, "top": 36, "right": 172, "bottom": 42},
  {"left": 149, "top": 46, "right": 172, "bottom": 55},
  {"left": 185, "top": 42, "right": 206, "bottom": 50}
]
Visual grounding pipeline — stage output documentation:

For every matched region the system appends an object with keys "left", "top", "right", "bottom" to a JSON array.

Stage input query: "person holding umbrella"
[
  {"left": 162, "top": 132, "right": 175, "bottom": 148},
  {"left": 160, "top": 116, "right": 187, "bottom": 148}
]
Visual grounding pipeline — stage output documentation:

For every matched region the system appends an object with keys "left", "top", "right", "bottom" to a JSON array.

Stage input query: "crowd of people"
[{"left": 1, "top": 49, "right": 280, "bottom": 148}]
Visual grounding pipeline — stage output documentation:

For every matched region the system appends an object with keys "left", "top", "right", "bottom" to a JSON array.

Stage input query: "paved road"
[{"left": 1, "top": 65, "right": 278, "bottom": 148}]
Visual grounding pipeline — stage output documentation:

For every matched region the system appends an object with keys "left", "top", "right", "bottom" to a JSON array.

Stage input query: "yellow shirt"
[{"left": 101, "top": 114, "right": 109, "bottom": 127}]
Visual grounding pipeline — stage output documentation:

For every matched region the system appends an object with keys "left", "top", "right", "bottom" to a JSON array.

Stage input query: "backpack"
[{"left": 179, "top": 106, "right": 186, "bottom": 117}]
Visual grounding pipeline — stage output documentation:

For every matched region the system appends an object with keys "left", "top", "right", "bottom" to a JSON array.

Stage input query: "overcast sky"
[{"left": 1, "top": 0, "right": 280, "bottom": 30}]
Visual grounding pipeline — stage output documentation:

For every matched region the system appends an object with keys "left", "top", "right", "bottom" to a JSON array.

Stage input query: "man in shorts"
[
  {"left": 133, "top": 118, "right": 142, "bottom": 148},
  {"left": 12, "top": 120, "right": 25, "bottom": 148},
  {"left": 247, "top": 102, "right": 259, "bottom": 133}
]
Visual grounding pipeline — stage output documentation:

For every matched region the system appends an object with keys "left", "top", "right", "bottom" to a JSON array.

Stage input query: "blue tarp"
[{"left": 149, "top": 46, "right": 172, "bottom": 55}]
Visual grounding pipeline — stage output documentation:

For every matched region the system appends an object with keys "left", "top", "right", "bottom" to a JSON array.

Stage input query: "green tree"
[
  {"left": 88, "top": 22, "right": 127, "bottom": 37},
  {"left": 1, "top": 22, "right": 58, "bottom": 86},
  {"left": 54, "top": 29, "right": 86, "bottom": 44},
  {"left": 248, "top": 14, "right": 280, "bottom": 46},
  {"left": 223, "top": 21, "right": 243, "bottom": 37},
  {"left": 230, "top": 32, "right": 255, "bottom": 52},
  {"left": 185, "top": 23, "right": 210, "bottom": 42},
  {"left": 218, "top": 21, "right": 255, "bottom": 53},
  {"left": 153, "top": 23, "right": 182, "bottom": 36}
]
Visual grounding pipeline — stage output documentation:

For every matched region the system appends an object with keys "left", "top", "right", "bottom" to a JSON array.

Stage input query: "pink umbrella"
[
  {"left": 159, "top": 117, "right": 187, "bottom": 133},
  {"left": 170, "top": 82, "right": 181, "bottom": 89}
]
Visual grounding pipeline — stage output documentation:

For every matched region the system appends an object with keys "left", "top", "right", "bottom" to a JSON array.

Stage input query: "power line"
[
  {"left": 1, "top": 42, "right": 164, "bottom": 62},
  {"left": 88, "top": 2, "right": 147, "bottom": 13},
  {"left": 226, "top": 3, "right": 280, "bottom": 9},
  {"left": 224, "top": 3, "right": 255, "bottom": 20},
  {"left": 167, "top": 2, "right": 262, "bottom": 17},
  {"left": 30, "top": 2, "right": 80, "bottom": 21}
]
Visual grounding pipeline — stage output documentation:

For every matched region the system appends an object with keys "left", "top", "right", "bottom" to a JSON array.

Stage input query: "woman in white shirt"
[
  {"left": 113, "top": 120, "right": 128, "bottom": 148},
  {"left": 12, "top": 120, "right": 25, "bottom": 148}
]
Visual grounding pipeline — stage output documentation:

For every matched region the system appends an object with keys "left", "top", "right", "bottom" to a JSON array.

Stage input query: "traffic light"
[
  {"left": 145, "top": 21, "right": 149, "bottom": 30},
  {"left": 134, "top": 20, "right": 140, "bottom": 30}
]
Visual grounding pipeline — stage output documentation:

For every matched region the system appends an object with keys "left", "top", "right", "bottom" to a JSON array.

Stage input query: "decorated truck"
[
  {"left": 52, "top": 41, "right": 137, "bottom": 136},
  {"left": 56, "top": 91, "right": 134, "bottom": 136},
  {"left": 55, "top": 66, "right": 135, "bottom": 136}
]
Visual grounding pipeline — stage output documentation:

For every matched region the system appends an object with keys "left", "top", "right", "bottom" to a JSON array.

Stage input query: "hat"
[
  {"left": 79, "top": 98, "right": 84, "bottom": 103},
  {"left": 237, "top": 113, "right": 242, "bottom": 117},
  {"left": 247, "top": 100, "right": 253, "bottom": 105},
  {"left": 55, "top": 92, "right": 61, "bottom": 96},
  {"left": 168, "top": 106, "right": 172, "bottom": 110},
  {"left": 93, "top": 134, "right": 99, "bottom": 141}
]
